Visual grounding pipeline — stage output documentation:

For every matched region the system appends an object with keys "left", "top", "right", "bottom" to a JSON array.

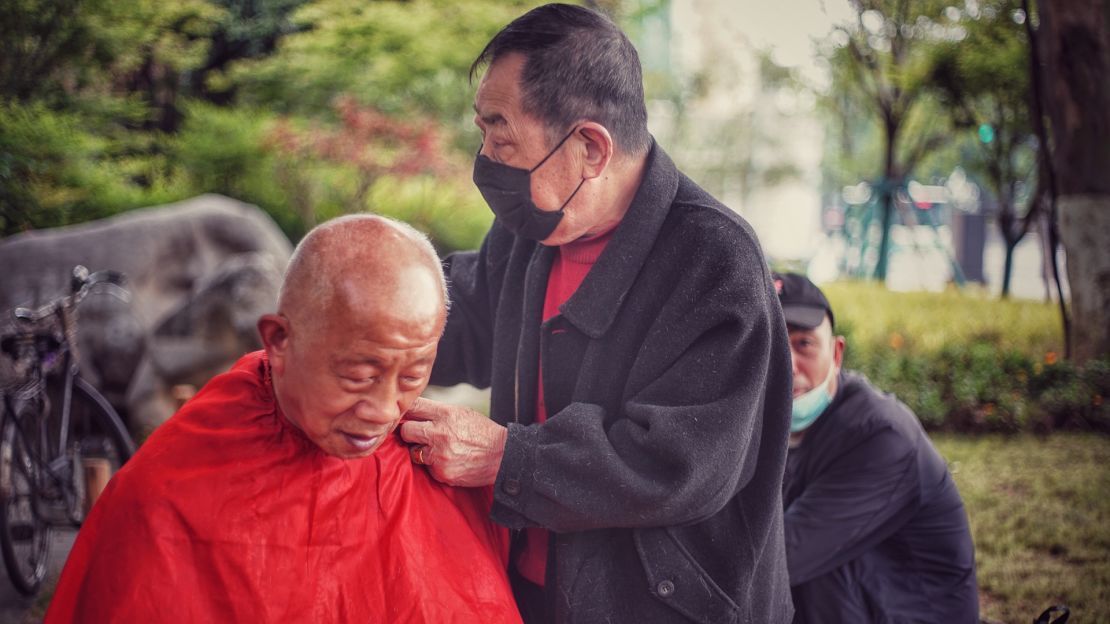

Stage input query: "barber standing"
[{"left": 400, "top": 4, "right": 794, "bottom": 622}]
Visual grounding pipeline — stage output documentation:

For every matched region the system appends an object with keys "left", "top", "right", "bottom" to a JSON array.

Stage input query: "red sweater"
[{"left": 516, "top": 228, "right": 615, "bottom": 586}]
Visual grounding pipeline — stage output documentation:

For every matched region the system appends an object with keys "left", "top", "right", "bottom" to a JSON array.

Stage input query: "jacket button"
[
  {"left": 657, "top": 580, "right": 675, "bottom": 597},
  {"left": 503, "top": 479, "right": 521, "bottom": 496}
]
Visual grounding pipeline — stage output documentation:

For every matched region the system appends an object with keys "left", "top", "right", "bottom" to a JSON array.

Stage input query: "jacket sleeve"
[
  {"left": 491, "top": 228, "right": 792, "bottom": 531},
  {"left": 783, "top": 425, "right": 920, "bottom": 585},
  {"left": 429, "top": 227, "right": 507, "bottom": 389}
]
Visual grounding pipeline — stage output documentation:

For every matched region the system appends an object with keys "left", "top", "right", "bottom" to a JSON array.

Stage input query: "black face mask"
[{"left": 472, "top": 127, "right": 586, "bottom": 241}]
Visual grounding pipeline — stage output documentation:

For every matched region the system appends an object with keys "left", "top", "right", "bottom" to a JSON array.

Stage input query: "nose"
[{"left": 352, "top": 385, "right": 403, "bottom": 428}]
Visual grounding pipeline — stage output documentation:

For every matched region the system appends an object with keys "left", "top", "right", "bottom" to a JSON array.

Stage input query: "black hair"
[{"left": 470, "top": 3, "right": 651, "bottom": 155}]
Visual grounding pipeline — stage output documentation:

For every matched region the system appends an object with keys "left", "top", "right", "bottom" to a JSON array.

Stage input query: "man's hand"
[{"left": 399, "top": 397, "right": 508, "bottom": 487}]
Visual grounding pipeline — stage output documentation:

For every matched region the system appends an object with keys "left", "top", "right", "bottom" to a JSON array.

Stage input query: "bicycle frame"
[{"left": 0, "top": 265, "right": 136, "bottom": 596}]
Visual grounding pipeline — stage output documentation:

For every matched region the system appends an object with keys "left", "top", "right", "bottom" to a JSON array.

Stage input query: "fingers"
[
  {"left": 403, "top": 397, "right": 447, "bottom": 422},
  {"left": 399, "top": 420, "right": 432, "bottom": 445}
]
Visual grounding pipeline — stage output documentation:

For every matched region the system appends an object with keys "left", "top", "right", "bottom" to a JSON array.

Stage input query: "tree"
[
  {"left": 227, "top": 0, "right": 541, "bottom": 123},
  {"left": 1034, "top": 0, "right": 1110, "bottom": 363},
  {"left": 266, "top": 96, "right": 458, "bottom": 229},
  {"left": 0, "top": 0, "right": 221, "bottom": 120},
  {"left": 0, "top": 0, "right": 221, "bottom": 234},
  {"left": 928, "top": 0, "right": 1038, "bottom": 298},
  {"left": 825, "top": 0, "right": 954, "bottom": 280},
  {"left": 190, "top": 0, "right": 309, "bottom": 105}
]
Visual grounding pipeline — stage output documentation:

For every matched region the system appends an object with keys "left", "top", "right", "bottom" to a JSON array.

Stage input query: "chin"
[{"left": 326, "top": 447, "right": 375, "bottom": 460}]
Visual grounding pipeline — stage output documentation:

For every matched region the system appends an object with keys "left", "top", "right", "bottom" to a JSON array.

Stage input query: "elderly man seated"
[{"left": 46, "top": 215, "right": 521, "bottom": 623}]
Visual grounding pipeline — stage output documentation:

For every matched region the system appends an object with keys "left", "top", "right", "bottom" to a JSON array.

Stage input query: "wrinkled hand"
[{"left": 399, "top": 397, "right": 507, "bottom": 487}]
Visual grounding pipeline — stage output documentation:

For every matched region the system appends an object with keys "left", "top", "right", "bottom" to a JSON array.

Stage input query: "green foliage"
[
  {"left": 174, "top": 101, "right": 271, "bottom": 196},
  {"left": 366, "top": 176, "right": 492, "bottom": 255},
  {"left": 926, "top": 0, "right": 1038, "bottom": 297},
  {"left": 927, "top": 1, "right": 1038, "bottom": 191},
  {"left": 211, "top": 0, "right": 306, "bottom": 55},
  {"left": 168, "top": 99, "right": 491, "bottom": 252},
  {"left": 172, "top": 0, "right": 539, "bottom": 251},
  {"left": 0, "top": 103, "right": 190, "bottom": 235},
  {"left": 1, "top": 0, "right": 230, "bottom": 236},
  {"left": 0, "top": 0, "right": 221, "bottom": 105},
  {"left": 171, "top": 100, "right": 309, "bottom": 239},
  {"left": 2, "top": 0, "right": 528, "bottom": 252},
  {"left": 935, "top": 433, "right": 1110, "bottom": 622},
  {"left": 227, "top": 0, "right": 541, "bottom": 123},
  {"left": 820, "top": 0, "right": 957, "bottom": 184},
  {"left": 193, "top": 0, "right": 310, "bottom": 102},
  {"left": 825, "top": 281, "right": 1108, "bottom": 432}
]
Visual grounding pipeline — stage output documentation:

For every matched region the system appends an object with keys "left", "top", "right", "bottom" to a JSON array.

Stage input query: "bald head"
[
  {"left": 258, "top": 214, "right": 448, "bottom": 458},
  {"left": 278, "top": 214, "right": 447, "bottom": 335}
]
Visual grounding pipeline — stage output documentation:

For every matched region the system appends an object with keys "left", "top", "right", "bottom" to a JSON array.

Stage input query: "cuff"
[{"left": 490, "top": 422, "right": 541, "bottom": 529}]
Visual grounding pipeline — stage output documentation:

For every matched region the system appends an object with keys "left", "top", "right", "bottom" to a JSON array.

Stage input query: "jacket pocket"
[{"left": 634, "top": 527, "right": 742, "bottom": 624}]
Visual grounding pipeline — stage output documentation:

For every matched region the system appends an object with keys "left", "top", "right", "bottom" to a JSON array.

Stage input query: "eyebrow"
[
  {"left": 333, "top": 357, "right": 382, "bottom": 369},
  {"left": 473, "top": 103, "right": 505, "bottom": 125},
  {"left": 333, "top": 355, "right": 435, "bottom": 369}
]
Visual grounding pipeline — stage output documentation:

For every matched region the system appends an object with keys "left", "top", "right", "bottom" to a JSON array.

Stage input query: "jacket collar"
[{"left": 560, "top": 140, "right": 680, "bottom": 338}]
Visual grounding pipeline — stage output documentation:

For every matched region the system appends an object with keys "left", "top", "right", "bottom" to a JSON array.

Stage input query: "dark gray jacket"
[
  {"left": 432, "top": 143, "right": 795, "bottom": 623},
  {"left": 784, "top": 371, "right": 979, "bottom": 623}
]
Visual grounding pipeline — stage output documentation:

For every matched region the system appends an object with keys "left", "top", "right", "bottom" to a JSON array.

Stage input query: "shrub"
[
  {"left": 257, "top": 99, "right": 491, "bottom": 251},
  {"left": 1, "top": 102, "right": 193, "bottom": 236},
  {"left": 171, "top": 100, "right": 306, "bottom": 241},
  {"left": 823, "top": 281, "right": 1107, "bottom": 433}
]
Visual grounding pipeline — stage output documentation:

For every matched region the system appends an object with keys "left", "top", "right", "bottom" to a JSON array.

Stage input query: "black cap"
[{"left": 773, "top": 272, "right": 834, "bottom": 330}]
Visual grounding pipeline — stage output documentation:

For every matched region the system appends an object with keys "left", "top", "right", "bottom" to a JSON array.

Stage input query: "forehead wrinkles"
[{"left": 475, "top": 55, "right": 548, "bottom": 140}]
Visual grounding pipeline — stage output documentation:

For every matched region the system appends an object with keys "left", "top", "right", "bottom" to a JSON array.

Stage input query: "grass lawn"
[{"left": 934, "top": 433, "right": 1110, "bottom": 623}]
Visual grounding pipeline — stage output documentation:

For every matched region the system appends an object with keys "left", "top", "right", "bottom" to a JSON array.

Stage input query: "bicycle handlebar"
[{"left": 11, "top": 266, "right": 130, "bottom": 325}]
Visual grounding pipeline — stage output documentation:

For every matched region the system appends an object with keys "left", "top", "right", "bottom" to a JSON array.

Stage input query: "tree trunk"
[
  {"left": 1058, "top": 195, "right": 1110, "bottom": 362},
  {"left": 1038, "top": 212, "right": 1054, "bottom": 303},
  {"left": 998, "top": 197, "right": 1017, "bottom": 299},
  {"left": 875, "top": 120, "right": 899, "bottom": 282},
  {"left": 1001, "top": 238, "right": 1017, "bottom": 299},
  {"left": 1039, "top": 0, "right": 1110, "bottom": 363}
]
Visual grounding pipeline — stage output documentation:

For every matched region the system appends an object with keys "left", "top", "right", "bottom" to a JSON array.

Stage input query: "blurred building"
[
  {"left": 624, "top": 0, "right": 1062, "bottom": 300},
  {"left": 627, "top": 0, "right": 827, "bottom": 261}
]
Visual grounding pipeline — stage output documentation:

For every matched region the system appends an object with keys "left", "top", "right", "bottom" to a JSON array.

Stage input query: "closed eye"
[{"left": 343, "top": 376, "right": 377, "bottom": 386}]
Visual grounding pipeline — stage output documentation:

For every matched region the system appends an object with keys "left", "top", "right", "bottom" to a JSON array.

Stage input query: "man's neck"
[{"left": 581, "top": 152, "right": 648, "bottom": 239}]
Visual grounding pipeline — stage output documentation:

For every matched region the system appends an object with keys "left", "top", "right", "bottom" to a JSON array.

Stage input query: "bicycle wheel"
[
  {"left": 58, "top": 377, "right": 135, "bottom": 524},
  {"left": 48, "top": 377, "right": 134, "bottom": 526},
  {"left": 0, "top": 375, "right": 134, "bottom": 596},
  {"left": 0, "top": 406, "right": 51, "bottom": 596}
]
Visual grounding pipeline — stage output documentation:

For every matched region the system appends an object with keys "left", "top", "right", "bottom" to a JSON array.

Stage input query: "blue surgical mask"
[
  {"left": 791, "top": 363, "right": 837, "bottom": 432},
  {"left": 472, "top": 127, "right": 585, "bottom": 241}
]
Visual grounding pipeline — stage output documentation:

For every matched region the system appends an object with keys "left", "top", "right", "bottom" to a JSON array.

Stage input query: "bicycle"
[{"left": 0, "top": 266, "right": 136, "bottom": 595}]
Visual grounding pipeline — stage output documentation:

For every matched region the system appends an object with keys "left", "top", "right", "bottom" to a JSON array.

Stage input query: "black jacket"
[
  {"left": 432, "top": 143, "right": 795, "bottom": 623},
  {"left": 784, "top": 371, "right": 979, "bottom": 623}
]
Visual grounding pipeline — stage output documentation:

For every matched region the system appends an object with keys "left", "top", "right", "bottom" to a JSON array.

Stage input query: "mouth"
[{"left": 340, "top": 431, "right": 381, "bottom": 453}]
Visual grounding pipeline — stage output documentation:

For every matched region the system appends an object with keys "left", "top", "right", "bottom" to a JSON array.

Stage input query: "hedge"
[{"left": 821, "top": 282, "right": 1108, "bottom": 432}]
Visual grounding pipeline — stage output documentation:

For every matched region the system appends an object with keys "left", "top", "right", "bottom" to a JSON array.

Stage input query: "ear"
[
  {"left": 576, "top": 122, "right": 613, "bottom": 180},
  {"left": 833, "top": 335, "right": 846, "bottom": 370},
  {"left": 258, "top": 313, "right": 292, "bottom": 376}
]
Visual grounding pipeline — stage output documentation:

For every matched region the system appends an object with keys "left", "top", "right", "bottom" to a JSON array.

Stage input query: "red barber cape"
[{"left": 46, "top": 352, "right": 520, "bottom": 624}]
